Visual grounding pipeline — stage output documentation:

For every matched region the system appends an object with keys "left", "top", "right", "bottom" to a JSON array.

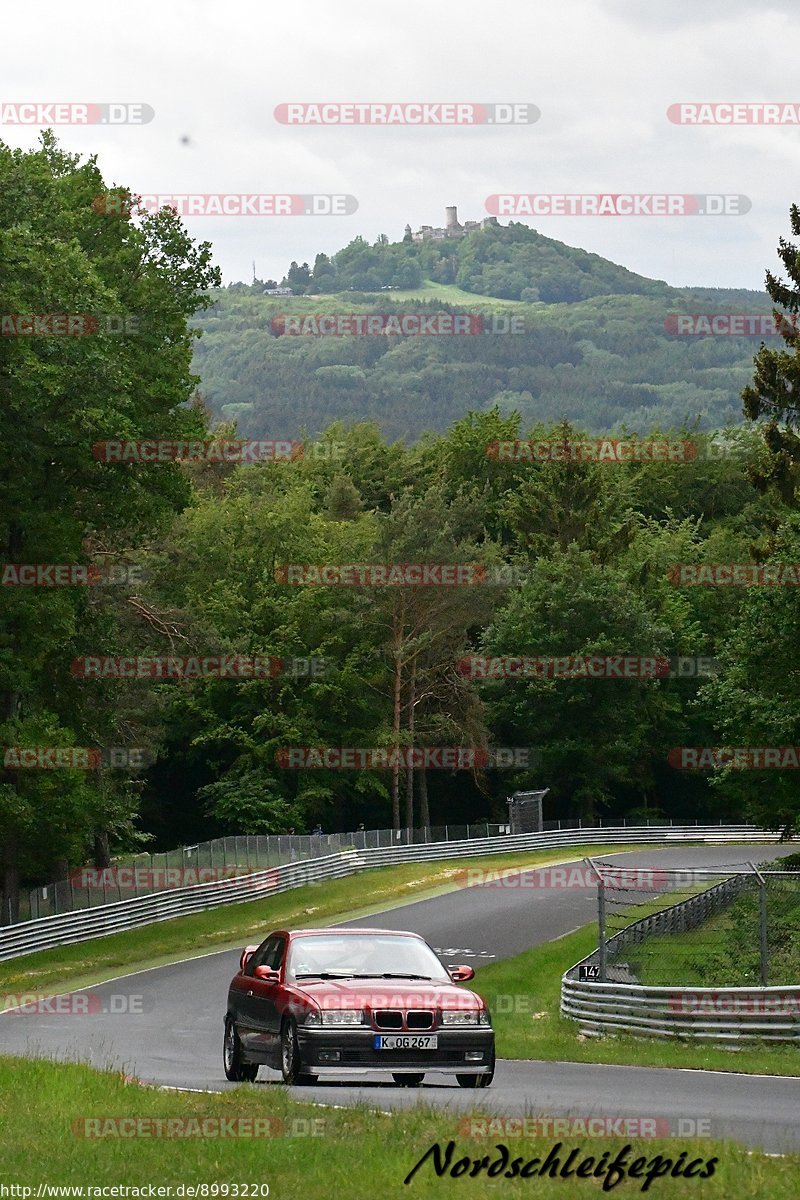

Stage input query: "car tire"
[
  {"left": 223, "top": 1016, "right": 259, "bottom": 1083},
  {"left": 280, "top": 1017, "right": 318, "bottom": 1085},
  {"left": 392, "top": 1073, "right": 425, "bottom": 1086},
  {"left": 456, "top": 1051, "right": 495, "bottom": 1089}
]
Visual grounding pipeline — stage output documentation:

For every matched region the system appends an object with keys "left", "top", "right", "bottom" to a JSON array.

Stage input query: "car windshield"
[{"left": 286, "top": 934, "right": 451, "bottom": 981}]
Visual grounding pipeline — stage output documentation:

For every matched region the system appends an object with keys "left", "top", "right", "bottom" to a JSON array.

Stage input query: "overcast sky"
[{"left": 3, "top": 0, "right": 799, "bottom": 290}]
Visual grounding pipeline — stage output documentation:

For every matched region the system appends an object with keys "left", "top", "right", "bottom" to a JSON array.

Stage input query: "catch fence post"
[
  {"left": 748, "top": 861, "right": 769, "bottom": 986},
  {"left": 585, "top": 857, "right": 607, "bottom": 982}
]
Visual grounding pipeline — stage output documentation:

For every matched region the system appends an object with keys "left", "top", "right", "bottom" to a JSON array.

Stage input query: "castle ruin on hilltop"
[{"left": 405, "top": 206, "right": 499, "bottom": 242}]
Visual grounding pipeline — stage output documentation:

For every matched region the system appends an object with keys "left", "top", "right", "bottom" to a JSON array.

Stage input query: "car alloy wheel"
[
  {"left": 280, "top": 1018, "right": 318, "bottom": 1085},
  {"left": 223, "top": 1016, "right": 258, "bottom": 1083}
]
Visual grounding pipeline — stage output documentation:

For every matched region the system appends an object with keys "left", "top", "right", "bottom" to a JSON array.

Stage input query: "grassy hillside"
[{"left": 189, "top": 221, "right": 778, "bottom": 439}]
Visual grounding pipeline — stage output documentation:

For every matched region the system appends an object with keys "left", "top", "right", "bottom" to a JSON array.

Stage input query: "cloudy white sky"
[{"left": 3, "top": 0, "right": 799, "bottom": 290}]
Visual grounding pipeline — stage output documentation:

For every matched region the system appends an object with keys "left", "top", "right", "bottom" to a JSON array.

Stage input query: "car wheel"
[
  {"left": 280, "top": 1018, "right": 318, "bottom": 1085},
  {"left": 392, "top": 1073, "right": 425, "bottom": 1086},
  {"left": 223, "top": 1016, "right": 258, "bottom": 1083},
  {"left": 456, "top": 1051, "right": 495, "bottom": 1089}
]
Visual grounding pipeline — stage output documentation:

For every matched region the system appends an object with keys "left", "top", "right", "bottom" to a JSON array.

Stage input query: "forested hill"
[{"left": 193, "top": 221, "right": 774, "bottom": 441}]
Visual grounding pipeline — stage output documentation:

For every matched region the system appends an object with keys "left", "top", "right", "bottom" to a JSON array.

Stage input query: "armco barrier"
[
  {"left": 561, "top": 975, "right": 800, "bottom": 1043},
  {"left": 561, "top": 869, "right": 800, "bottom": 1043},
  {"left": 604, "top": 873, "right": 751, "bottom": 959},
  {"left": 0, "top": 824, "right": 788, "bottom": 963}
]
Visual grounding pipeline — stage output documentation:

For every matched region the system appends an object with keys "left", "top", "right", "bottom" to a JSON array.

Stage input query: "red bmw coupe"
[{"left": 224, "top": 927, "right": 494, "bottom": 1087}]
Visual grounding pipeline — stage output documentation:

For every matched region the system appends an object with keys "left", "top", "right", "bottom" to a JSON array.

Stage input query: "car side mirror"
[
  {"left": 253, "top": 965, "right": 280, "bottom": 983},
  {"left": 448, "top": 964, "right": 475, "bottom": 982},
  {"left": 240, "top": 945, "right": 259, "bottom": 973}
]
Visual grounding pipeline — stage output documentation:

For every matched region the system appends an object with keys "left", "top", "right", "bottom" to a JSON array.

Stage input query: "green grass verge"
[
  {"left": 474, "top": 924, "right": 800, "bottom": 1076},
  {"left": 0, "top": 845, "right": 648, "bottom": 996},
  {"left": 0, "top": 1056, "right": 796, "bottom": 1196}
]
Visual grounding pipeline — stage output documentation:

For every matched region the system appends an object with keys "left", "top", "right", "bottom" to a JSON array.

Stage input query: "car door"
[
  {"left": 236, "top": 935, "right": 281, "bottom": 1054},
  {"left": 255, "top": 935, "right": 288, "bottom": 1064},
  {"left": 241, "top": 935, "right": 286, "bottom": 1061}
]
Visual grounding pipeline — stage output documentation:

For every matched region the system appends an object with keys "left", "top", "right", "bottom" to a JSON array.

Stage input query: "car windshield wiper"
[
  {"left": 346, "top": 972, "right": 439, "bottom": 980},
  {"left": 294, "top": 971, "right": 358, "bottom": 979}
]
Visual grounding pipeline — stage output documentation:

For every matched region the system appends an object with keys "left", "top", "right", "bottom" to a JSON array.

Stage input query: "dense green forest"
[
  {"left": 194, "top": 222, "right": 776, "bottom": 439},
  {"left": 2, "top": 139, "right": 800, "bottom": 914}
]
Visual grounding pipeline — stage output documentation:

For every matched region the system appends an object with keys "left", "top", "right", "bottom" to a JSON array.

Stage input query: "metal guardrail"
[
  {"left": 561, "top": 975, "right": 800, "bottom": 1042},
  {"left": 0, "top": 823, "right": 788, "bottom": 964},
  {"left": 12, "top": 824, "right": 517, "bottom": 924},
  {"left": 606, "top": 874, "right": 751, "bottom": 959},
  {"left": 12, "top": 816, "right": 694, "bottom": 925},
  {"left": 562, "top": 869, "right": 800, "bottom": 1043}
]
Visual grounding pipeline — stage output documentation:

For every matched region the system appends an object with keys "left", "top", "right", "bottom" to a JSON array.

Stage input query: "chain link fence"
[
  {"left": 586, "top": 856, "right": 800, "bottom": 987},
  {"left": 7, "top": 815, "right": 723, "bottom": 926},
  {"left": 8, "top": 821, "right": 511, "bottom": 924}
]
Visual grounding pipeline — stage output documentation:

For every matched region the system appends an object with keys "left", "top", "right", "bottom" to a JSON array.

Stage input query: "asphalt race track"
[{"left": 1, "top": 845, "right": 798, "bottom": 1154}]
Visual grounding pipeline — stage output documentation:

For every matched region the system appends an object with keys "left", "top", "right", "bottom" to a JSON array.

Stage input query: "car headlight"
[
  {"left": 441, "top": 1010, "right": 483, "bottom": 1026},
  {"left": 320, "top": 1009, "right": 366, "bottom": 1026}
]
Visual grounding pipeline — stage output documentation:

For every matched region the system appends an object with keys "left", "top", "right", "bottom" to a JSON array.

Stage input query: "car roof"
[{"left": 276, "top": 928, "right": 423, "bottom": 938}]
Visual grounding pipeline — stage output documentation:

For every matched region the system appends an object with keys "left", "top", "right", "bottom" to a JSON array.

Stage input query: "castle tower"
[{"left": 445, "top": 205, "right": 459, "bottom": 230}]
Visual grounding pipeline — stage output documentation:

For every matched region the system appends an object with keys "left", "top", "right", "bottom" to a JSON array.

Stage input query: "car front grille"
[
  {"left": 373, "top": 1010, "right": 404, "bottom": 1029},
  {"left": 372, "top": 1009, "right": 435, "bottom": 1030}
]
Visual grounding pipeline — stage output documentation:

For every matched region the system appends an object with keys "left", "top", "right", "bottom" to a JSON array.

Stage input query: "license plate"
[{"left": 373, "top": 1035, "right": 438, "bottom": 1051}]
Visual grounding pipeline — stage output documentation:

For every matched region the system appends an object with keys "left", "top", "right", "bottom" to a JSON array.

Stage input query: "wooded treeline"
[{"left": 2, "top": 140, "right": 800, "bottom": 916}]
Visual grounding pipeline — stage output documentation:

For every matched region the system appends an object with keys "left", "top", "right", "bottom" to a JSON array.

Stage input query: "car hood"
[{"left": 292, "top": 978, "right": 483, "bottom": 1010}]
